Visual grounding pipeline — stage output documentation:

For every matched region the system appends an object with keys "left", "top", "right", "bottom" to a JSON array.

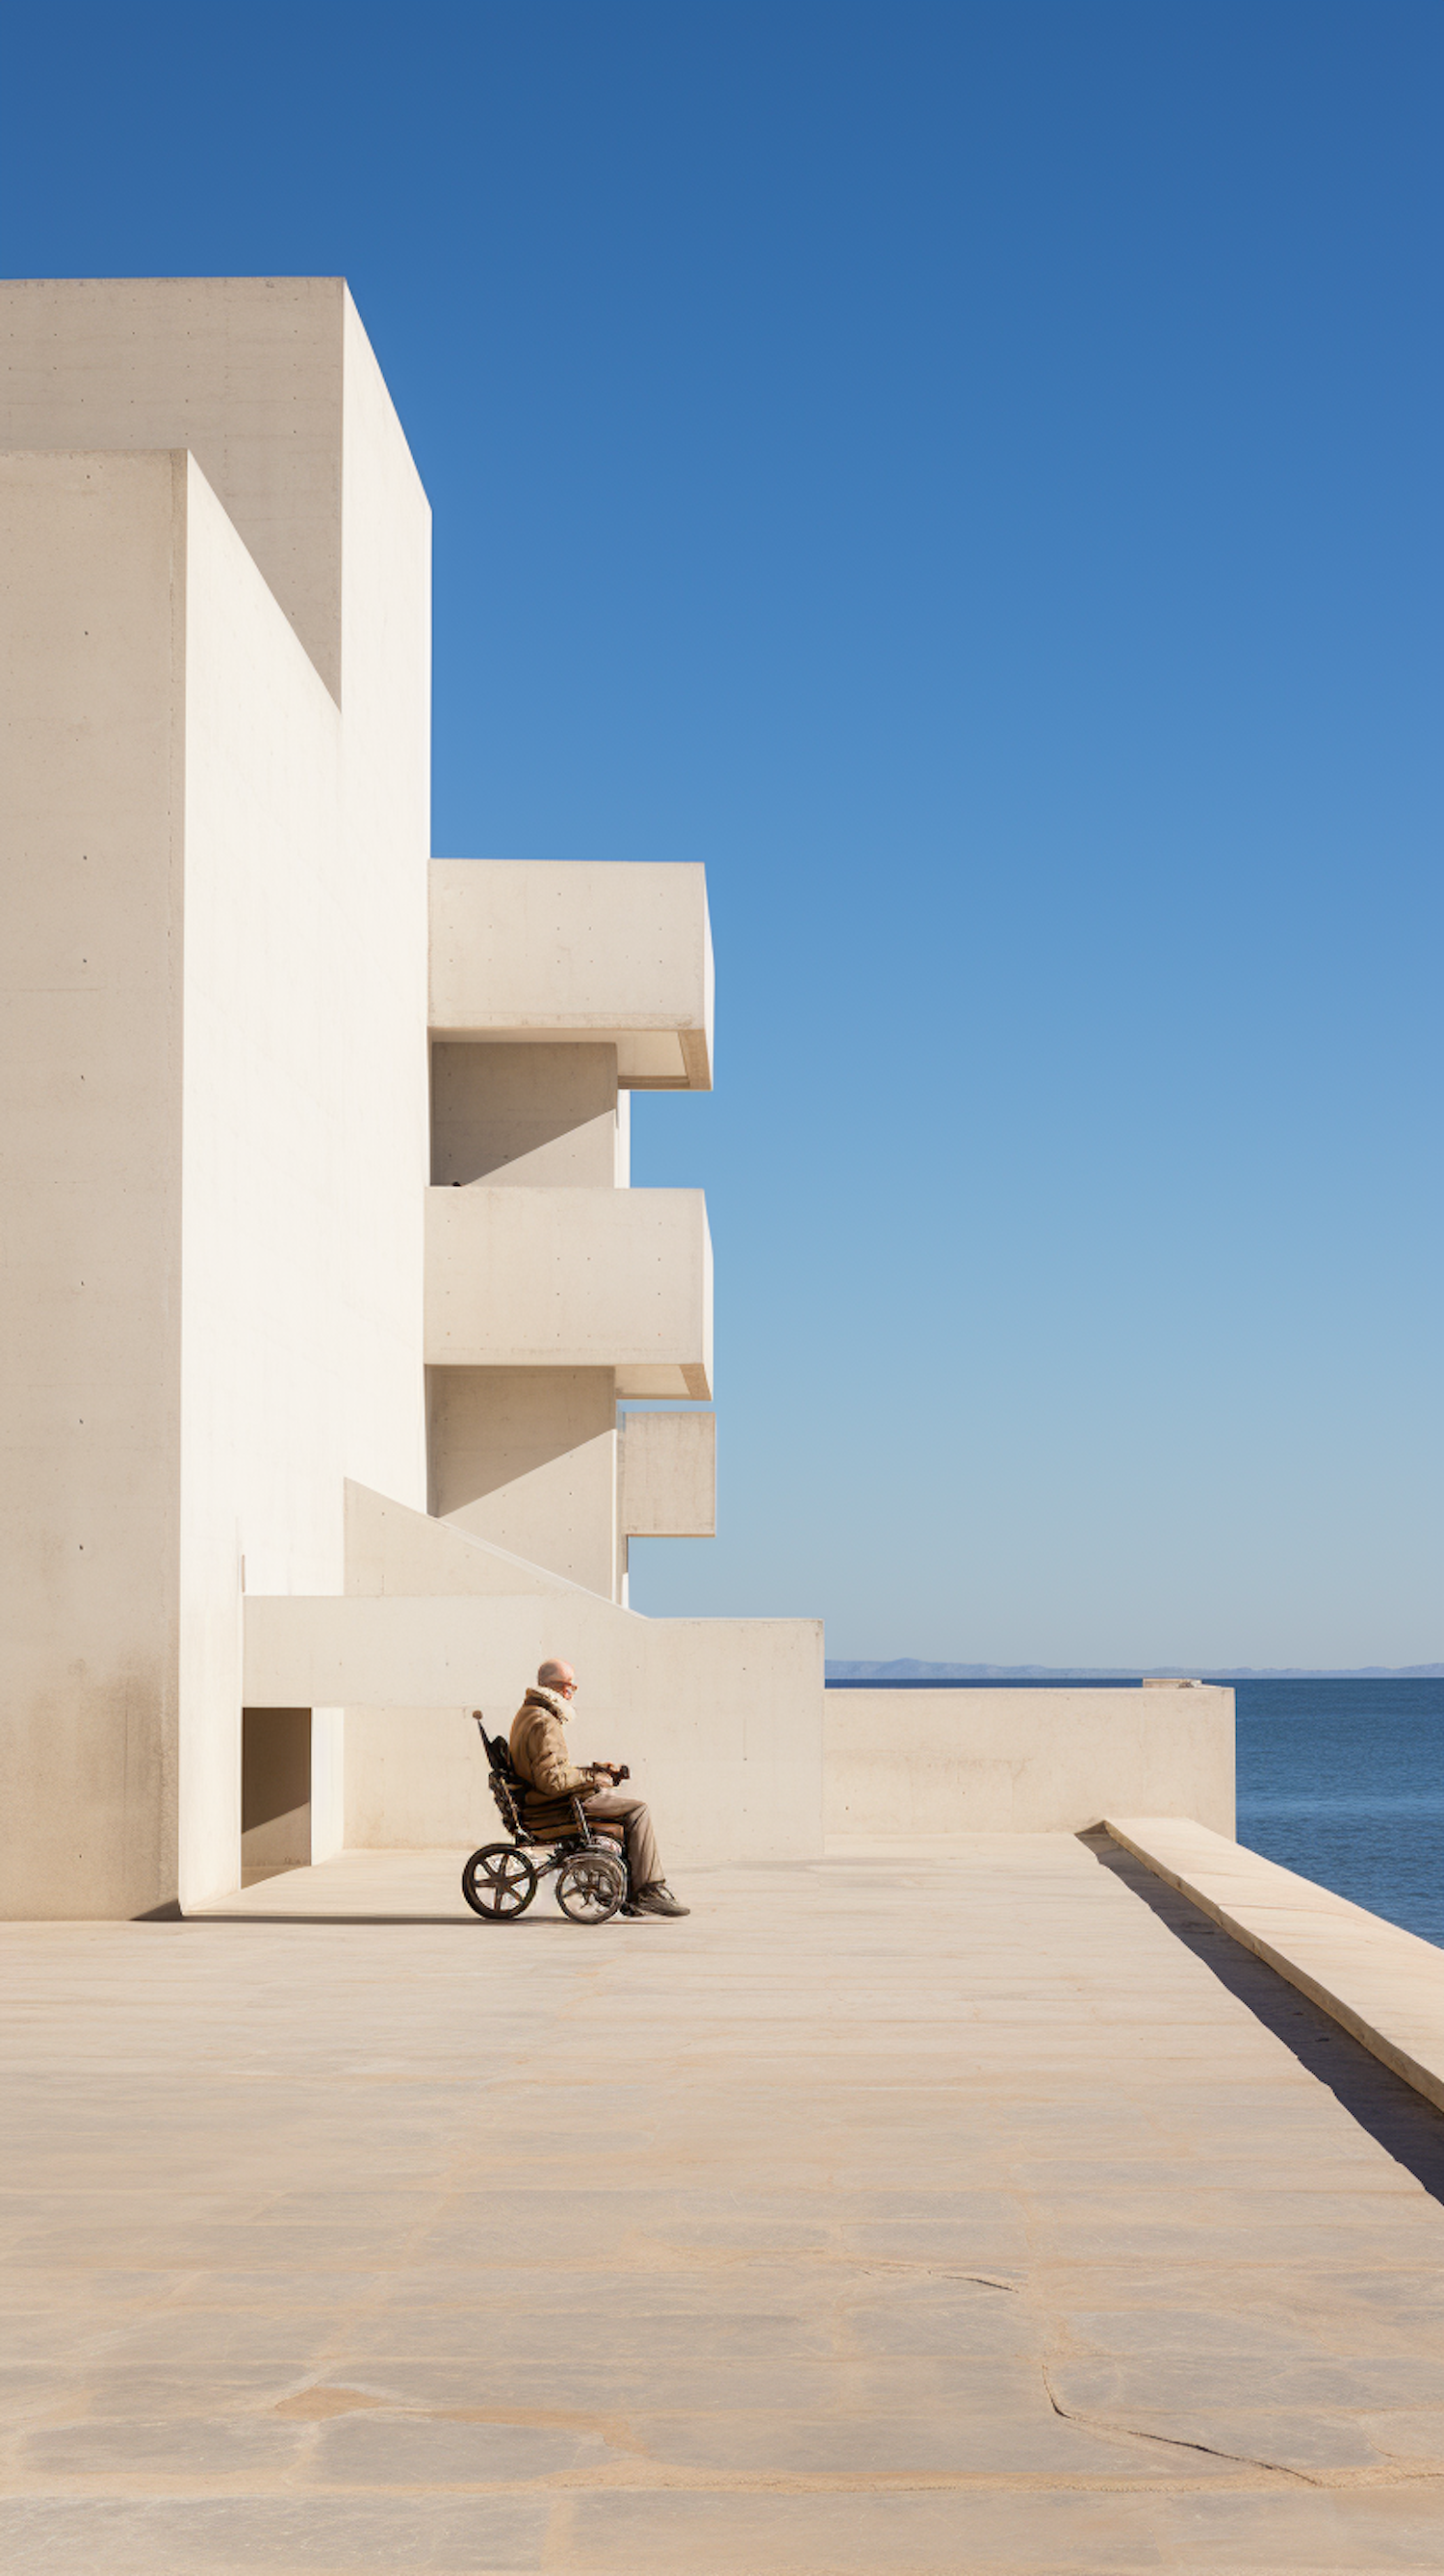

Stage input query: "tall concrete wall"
[
  {"left": 0, "top": 282, "right": 431, "bottom": 1916},
  {"left": 0, "top": 451, "right": 186, "bottom": 1918},
  {"left": 175, "top": 296, "right": 431, "bottom": 1907},
  {"left": 824, "top": 1686, "right": 1235, "bottom": 1839},
  {"left": 177, "top": 458, "right": 343, "bottom": 1904}
]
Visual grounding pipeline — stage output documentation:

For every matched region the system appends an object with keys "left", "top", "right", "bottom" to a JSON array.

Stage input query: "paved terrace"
[{"left": 3, "top": 1839, "right": 1444, "bottom": 2573}]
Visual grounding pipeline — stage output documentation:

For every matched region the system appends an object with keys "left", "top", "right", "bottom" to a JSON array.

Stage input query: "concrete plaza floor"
[{"left": 3, "top": 1838, "right": 1444, "bottom": 2572}]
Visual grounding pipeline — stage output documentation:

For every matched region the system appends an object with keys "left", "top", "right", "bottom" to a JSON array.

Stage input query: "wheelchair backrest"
[
  {"left": 473, "top": 1710, "right": 529, "bottom": 1836},
  {"left": 473, "top": 1711, "right": 514, "bottom": 1773}
]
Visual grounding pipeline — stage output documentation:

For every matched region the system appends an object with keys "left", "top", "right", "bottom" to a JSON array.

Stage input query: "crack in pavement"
[{"left": 1041, "top": 2359, "right": 1319, "bottom": 2486}]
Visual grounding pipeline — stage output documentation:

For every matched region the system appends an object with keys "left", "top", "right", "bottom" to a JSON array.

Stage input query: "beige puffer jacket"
[{"left": 508, "top": 1687, "right": 595, "bottom": 1799}]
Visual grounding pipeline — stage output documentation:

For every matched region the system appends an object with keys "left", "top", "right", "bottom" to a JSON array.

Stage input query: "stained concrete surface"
[{"left": 3, "top": 1838, "right": 1444, "bottom": 2572}]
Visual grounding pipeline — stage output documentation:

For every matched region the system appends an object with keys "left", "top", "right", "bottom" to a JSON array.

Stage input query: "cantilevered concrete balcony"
[
  {"left": 425, "top": 1186, "right": 712, "bottom": 1397},
  {"left": 429, "top": 859, "right": 713, "bottom": 1089},
  {"left": 620, "top": 1408, "right": 717, "bottom": 1537}
]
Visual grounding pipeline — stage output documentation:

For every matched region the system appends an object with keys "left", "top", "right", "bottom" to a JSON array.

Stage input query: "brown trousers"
[{"left": 580, "top": 1787, "right": 660, "bottom": 1891}]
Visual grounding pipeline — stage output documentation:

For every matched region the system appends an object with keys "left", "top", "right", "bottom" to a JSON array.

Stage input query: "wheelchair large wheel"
[
  {"left": 461, "top": 1844, "right": 538, "bottom": 1920},
  {"left": 554, "top": 1849, "right": 627, "bottom": 1924}
]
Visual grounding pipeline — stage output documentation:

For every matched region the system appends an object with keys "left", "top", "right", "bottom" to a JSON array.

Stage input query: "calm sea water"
[{"left": 1234, "top": 1677, "right": 1443, "bottom": 1950}]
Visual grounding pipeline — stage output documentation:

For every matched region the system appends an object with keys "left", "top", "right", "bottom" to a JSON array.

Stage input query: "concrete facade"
[
  {"left": 0, "top": 277, "right": 797, "bottom": 1918},
  {"left": 1, "top": 274, "right": 1236, "bottom": 1921}
]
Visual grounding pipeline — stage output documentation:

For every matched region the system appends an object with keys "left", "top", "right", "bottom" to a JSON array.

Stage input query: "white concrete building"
[
  {"left": 0, "top": 277, "right": 821, "bottom": 1918},
  {"left": 1, "top": 278, "right": 1231, "bottom": 1919}
]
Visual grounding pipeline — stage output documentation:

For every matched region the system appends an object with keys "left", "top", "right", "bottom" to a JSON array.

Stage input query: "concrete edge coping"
[{"left": 1104, "top": 1815, "right": 1444, "bottom": 2118}]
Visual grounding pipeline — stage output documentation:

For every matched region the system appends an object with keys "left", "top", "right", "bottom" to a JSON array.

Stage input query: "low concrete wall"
[
  {"left": 824, "top": 1686, "right": 1234, "bottom": 1838},
  {"left": 245, "top": 1590, "right": 824, "bottom": 1868}
]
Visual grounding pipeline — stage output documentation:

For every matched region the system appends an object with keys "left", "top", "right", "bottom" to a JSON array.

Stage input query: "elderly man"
[{"left": 508, "top": 1659, "right": 689, "bottom": 1919}]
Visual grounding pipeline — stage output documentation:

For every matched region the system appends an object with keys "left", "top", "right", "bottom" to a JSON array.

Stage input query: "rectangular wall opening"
[{"left": 241, "top": 1708, "right": 312, "bottom": 1886}]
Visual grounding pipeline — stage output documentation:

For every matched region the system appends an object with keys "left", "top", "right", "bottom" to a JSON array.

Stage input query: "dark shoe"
[{"left": 628, "top": 1881, "right": 690, "bottom": 1919}]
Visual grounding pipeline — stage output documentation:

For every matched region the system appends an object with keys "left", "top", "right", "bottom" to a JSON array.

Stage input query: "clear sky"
[{"left": 5, "top": 3, "right": 1439, "bottom": 1666}]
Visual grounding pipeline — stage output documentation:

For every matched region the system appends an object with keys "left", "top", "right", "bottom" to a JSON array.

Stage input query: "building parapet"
[
  {"left": 428, "top": 859, "right": 713, "bottom": 1089},
  {"left": 824, "top": 1686, "right": 1235, "bottom": 1839},
  {"left": 424, "top": 1183, "right": 712, "bottom": 1396}
]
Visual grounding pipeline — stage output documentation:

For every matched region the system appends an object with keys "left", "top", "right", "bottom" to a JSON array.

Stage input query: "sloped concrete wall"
[{"left": 245, "top": 1581, "right": 825, "bottom": 1868}]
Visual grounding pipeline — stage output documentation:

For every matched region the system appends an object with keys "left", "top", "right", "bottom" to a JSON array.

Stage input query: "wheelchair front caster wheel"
[
  {"left": 462, "top": 1844, "right": 538, "bottom": 1919},
  {"left": 554, "top": 1850, "right": 627, "bottom": 1924}
]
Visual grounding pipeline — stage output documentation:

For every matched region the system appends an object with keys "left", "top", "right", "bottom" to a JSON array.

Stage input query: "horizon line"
[{"left": 824, "top": 1662, "right": 1444, "bottom": 1680}]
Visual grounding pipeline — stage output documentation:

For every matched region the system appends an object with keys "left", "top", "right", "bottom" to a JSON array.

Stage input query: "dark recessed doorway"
[{"left": 241, "top": 1708, "right": 312, "bottom": 1886}]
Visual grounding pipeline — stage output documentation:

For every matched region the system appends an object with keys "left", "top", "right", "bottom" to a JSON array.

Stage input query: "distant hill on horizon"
[{"left": 825, "top": 1659, "right": 1444, "bottom": 1681}]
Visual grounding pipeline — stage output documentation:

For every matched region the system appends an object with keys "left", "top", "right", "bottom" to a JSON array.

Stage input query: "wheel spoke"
[
  {"left": 555, "top": 1849, "right": 623, "bottom": 1920},
  {"left": 462, "top": 1844, "right": 536, "bottom": 1919}
]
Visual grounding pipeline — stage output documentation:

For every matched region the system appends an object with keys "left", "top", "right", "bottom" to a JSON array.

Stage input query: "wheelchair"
[{"left": 460, "top": 1712, "right": 630, "bottom": 1925}]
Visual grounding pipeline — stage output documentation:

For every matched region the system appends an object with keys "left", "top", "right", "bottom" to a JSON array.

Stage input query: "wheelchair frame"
[{"left": 460, "top": 1712, "right": 630, "bottom": 1923}]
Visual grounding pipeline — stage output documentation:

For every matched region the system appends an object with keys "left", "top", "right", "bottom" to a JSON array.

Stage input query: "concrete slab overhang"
[
  {"left": 428, "top": 859, "right": 713, "bottom": 1090},
  {"left": 425, "top": 1185, "right": 713, "bottom": 1397},
  {"left": 620, "top": 1407, "right": 716, "bottom": 1537}
]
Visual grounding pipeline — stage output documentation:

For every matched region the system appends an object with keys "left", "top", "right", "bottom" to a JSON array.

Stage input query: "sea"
[
  {"left": 824, "top": 1675, "right": 1444, "bottom": 1949},
  {"left": 1233, "top": 1676, "right": 1443, "bottom": 1951}
]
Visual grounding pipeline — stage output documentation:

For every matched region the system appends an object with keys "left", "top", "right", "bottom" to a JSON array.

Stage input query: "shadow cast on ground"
[{"left": 1081, "top": 1828, "right": 1444, "bottom": 2206}]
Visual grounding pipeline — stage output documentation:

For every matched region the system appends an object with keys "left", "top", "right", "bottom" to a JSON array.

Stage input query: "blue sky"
[{"left": 5, "top": 2, "right": 1439, "bottom": 1664}]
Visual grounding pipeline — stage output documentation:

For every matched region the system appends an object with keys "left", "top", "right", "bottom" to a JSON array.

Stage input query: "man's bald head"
[{"left": 537, "top": 1658, "right": 575, "bottom": 1692}]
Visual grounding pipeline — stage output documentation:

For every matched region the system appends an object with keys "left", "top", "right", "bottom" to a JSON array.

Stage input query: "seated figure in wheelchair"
[{"left": 461, "top": 1658, "right": 689, "bottom": 1924}]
